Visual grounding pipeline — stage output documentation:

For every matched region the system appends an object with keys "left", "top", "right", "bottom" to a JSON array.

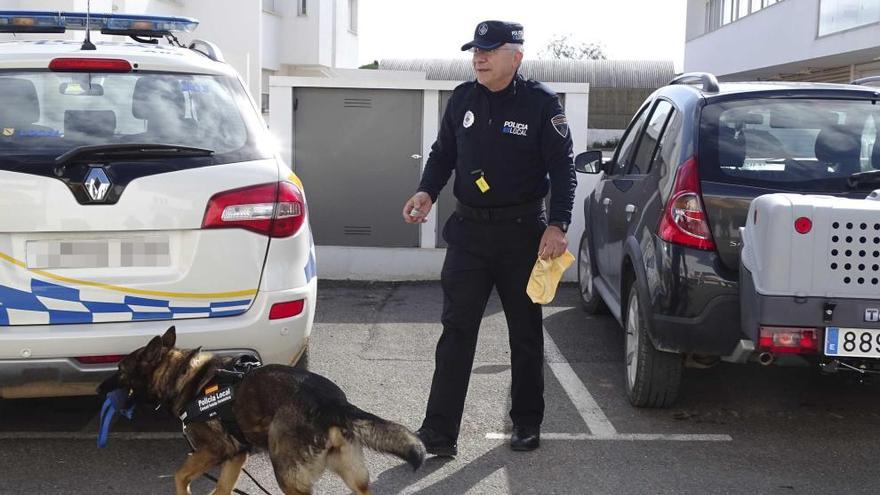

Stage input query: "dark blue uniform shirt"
[{"left": 418, "top": 74, "right": 576, "bottom": 224}]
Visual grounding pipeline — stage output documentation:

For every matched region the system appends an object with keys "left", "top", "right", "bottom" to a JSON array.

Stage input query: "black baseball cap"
[{"left": 461, "top": 20, "right": 524, "bottom": 51}]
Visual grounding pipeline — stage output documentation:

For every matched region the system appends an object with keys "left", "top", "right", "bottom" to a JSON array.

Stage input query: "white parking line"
[
  {"left": 521, "top": 326, "right": 734, "bottom": 443},
  {"left": 0, "top": 432, "right": 181, "bottom": 440},
  {"left": 485, "top": 433, "right": 732, "bottom": 442},
  {"left": 542, "top": 326, "right": 618, "bottom": 437}
]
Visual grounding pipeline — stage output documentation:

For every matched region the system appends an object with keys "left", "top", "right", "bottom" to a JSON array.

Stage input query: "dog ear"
[
  {"left": 161, "top": 326, "right": 176, "bottom": 348},
  {"left": 143, "top": 335, "right": 164, "bottom": 363}
]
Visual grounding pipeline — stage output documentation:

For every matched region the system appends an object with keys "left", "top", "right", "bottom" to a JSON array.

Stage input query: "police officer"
[{"left": 402, "top": 20, "right": 576, "bottom": 455}]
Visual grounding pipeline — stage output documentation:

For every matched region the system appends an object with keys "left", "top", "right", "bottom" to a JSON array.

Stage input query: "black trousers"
[{"left": 422, "top": 211, "right": 545, "bottom": 441}]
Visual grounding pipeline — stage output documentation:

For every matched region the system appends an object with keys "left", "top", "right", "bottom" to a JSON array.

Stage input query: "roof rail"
[
  {"left": 188, "top": 39, "right": 224, "bottom": 63},
  {"left": 850, "top": 76, "right": 880, "bottom": 87},
  {"left": 669, "top": 72, "right": 720, "bottom": 93}
]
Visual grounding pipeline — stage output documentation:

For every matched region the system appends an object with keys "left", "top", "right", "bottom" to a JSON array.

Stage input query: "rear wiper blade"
[{"left": 54, "top": 143, "right": 214, "bottom": 165}]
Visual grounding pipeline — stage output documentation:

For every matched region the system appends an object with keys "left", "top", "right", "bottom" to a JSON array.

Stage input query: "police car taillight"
[
  {"left": 202, "top": 182, "right": 306, "bottom": 238},
  {"left": 49, "top": 58, "right": 132, "bottom": 73},
  {"left": 75, "top": 355, "right": 125, "bottom": 365}
]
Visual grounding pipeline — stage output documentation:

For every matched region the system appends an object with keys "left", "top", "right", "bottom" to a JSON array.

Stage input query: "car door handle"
[
  {"left": 625, "top": 204, "right": 637, "bottom": 222},
  {"left": 602, "top": 198, "right": 612, "bottom": 213}
]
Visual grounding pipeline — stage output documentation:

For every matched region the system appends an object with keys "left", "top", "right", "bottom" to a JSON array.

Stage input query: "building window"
[
  {"left": 705, "top": 0, "right": 786, "bottom": 34},
  {"left": 819, "top": 0, "right": 880, "bottom": 37},
  {"left": 297, "top": 0, "right": 307, "bottom": 16},
  {"left": 349, "top": 0, "right": 358, "bottom": 34}
]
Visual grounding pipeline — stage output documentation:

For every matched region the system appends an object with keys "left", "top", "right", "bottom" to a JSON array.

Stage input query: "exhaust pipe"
[{"left": 758, "top": 352, "right": 775, "bottom": 366}]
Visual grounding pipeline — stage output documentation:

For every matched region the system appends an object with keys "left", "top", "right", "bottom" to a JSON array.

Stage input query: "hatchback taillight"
[
  {"left": 657, "top": 156, "right": 716, "bottom": 250},
  {"left": 202, "top": 181, "right": 306, "bottom": 238}
]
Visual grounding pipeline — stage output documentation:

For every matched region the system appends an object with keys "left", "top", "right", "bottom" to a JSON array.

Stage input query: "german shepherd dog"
[{"left": 99, "top": 326, "right": 425, "bottom": 495}]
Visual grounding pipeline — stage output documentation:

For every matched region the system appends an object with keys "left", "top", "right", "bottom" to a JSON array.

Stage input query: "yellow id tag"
[{"left": 475, "top": 176, "right": 490, "bottom": 193}]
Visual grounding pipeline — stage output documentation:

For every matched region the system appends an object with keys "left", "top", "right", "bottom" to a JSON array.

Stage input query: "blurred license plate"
[
  {"left": 26, "top": 236, "right": 170, "bottom": 269},
  {"left": 825, "top": 327, "right": 880, "bottom": 358}
]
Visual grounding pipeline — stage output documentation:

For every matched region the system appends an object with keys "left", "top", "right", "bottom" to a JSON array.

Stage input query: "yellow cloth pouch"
[{"left": 526, "top": 250, "right": 575, "bottom": 304}]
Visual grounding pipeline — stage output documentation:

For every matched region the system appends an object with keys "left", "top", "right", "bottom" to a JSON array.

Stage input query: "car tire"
[
  {"left": 577, "top": 231, "right": 607, "bottom": 314},
  {"left": 624, "top": 285, "right": 682, "bottom": 408}
]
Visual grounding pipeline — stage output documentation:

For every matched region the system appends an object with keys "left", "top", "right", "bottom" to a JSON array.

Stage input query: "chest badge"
[
  {"left": 502, "top": 120, "right": 528, "bottom": 137},
  {"left": 463, "top": 110, "right": 475, "bottom": 128}
]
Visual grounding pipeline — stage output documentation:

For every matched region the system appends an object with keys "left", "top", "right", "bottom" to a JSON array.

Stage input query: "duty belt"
[{"left": 455, "top": 200, "right": 545, "bottom": 222}]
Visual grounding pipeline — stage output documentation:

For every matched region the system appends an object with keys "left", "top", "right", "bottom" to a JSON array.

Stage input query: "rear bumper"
[
  {"left": 646, "top": 239, "right": 745, "bottom": 355},
  {"left": 0, "top": 279, "right": 316, "bottom": 398},
  {"left": 740, "top": 264, "right": 880, "bottom": 344},
  {"left": 651, "top": 294, "right": 744, "bottom": 355}
]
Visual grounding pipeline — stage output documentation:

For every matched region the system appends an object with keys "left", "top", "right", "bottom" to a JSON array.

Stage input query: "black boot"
[
  {"left": 415, "top": 427, "right": 457, "bottom": 457},
  {"left": 510, "top": 425, "right": 540, "bottom": 451}
]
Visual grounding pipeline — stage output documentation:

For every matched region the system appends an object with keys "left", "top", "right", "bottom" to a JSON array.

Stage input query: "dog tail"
[{"left": 347, "top": 407, "right": 426, "bottom": 470}]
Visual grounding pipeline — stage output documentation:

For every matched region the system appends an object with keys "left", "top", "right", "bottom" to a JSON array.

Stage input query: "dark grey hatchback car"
[{"left": 576, "top": 73, "right": 880, "bottom": 408}]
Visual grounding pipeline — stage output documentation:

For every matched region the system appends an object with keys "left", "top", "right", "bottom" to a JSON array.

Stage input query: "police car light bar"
[{"left": 0, "top": 11, "right": 198, "bottom": 36}]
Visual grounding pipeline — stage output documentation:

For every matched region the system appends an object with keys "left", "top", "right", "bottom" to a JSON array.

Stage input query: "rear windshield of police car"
[
  {"left": 0, "top": 71, "right": 271, "bottom": 167},
  {"left": 699, "top": 98, "right": 880, "bottom": 191}
]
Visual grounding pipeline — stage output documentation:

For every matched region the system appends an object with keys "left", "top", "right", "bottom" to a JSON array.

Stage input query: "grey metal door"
[{"left": 293, "top": 87, "right": 423, "bottom": 247}]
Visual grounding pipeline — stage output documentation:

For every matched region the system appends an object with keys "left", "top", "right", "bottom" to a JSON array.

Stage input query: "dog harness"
[{"left": 179, "top": 354, "right": 261, "bottom": 448}]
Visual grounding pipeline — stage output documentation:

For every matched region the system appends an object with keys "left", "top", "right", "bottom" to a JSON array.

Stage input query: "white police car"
[{"left": 0, "top": 12, "right": 316, "bottom": 398}]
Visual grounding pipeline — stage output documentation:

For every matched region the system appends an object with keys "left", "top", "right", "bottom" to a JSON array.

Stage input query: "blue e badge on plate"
[{"left": 825, "top": 327, "right": 839, "bottom": 355}]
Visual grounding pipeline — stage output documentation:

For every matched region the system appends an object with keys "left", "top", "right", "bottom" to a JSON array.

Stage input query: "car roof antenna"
[{"left": 81, "top": 0, "right": 97, "bottom": 50}]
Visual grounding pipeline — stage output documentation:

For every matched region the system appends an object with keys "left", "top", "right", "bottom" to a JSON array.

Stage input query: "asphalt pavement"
[{"left": 2, "top": 281, "right": 880, "bottom": 494}]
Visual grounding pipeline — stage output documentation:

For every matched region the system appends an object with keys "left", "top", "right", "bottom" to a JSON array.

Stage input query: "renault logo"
[{"left": 84, "top": 167, "right": 111, "bottom": 202}]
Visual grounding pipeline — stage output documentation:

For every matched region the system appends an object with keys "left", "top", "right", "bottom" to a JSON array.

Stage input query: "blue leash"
[{"left": 97, "top": 388, "right": 134, "bottom": 448}]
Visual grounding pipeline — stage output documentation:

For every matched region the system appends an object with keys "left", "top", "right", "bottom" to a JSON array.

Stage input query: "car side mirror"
[{"left": 575, "top": 150, "right": 604, "bottom": 174}]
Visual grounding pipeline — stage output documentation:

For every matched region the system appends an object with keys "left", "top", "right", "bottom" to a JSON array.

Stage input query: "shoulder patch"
[{"left": 551, "top": 114, "right": 569, "bottom": 138}]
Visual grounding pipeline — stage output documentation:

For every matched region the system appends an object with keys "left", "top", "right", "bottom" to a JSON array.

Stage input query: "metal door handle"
[
  {"left": 603, "top": 197, "right": 611, "bottom": 213},
  {"left": 411, "top": 154, "right": 422, "bottom": 160},
  {"left": 625, "top": 204, "right": 636, "bottom": 222}
]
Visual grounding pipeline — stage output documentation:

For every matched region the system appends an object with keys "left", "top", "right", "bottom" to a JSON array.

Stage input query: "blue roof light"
[
  {"left": 0, "top": 11, "right": 65, "bottom": 33},
  {"left": 0, "top": 11, "right": 198, "bottom": 35}
]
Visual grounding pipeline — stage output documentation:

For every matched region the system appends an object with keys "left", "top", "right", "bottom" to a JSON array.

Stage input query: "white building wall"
[
  {"left": 261, "top": 11, "right": 282, "bottom": 72},
  {"left": 685, "top": 0, "right": 709, "bottom": 41},
  {"left": 685, "top": 0, "right": 880, "bottom": 79},
  {"left": 317, "top": 0, "right": 335, "bottom": 67},
  {"left": 335, "top": 0, "right": 359, "bottom": 68},
  {"left": 279, "top": 4, "right": 321, "bottom": 67}
]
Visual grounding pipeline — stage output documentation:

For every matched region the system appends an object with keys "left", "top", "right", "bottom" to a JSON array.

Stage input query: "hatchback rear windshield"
[
  {"left": 0, "top": 71, "right": 271, "bottom": 166},
  {"left": 699, "top": 98, "right": 880, "bottom": 191}
]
